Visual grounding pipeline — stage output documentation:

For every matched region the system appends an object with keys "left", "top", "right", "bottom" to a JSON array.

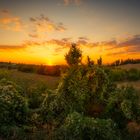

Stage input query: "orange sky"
[
  {"left": 0, "top": 37, "right": 140, "bottom": 65},
  {"left": 0, "top": 0, "right": 140, "bottom": 65}
]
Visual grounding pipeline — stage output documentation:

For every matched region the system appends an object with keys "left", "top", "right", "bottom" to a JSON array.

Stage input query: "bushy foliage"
[
  {"left": 18, "top": 65, "right": 36, "bottom": 73},
  {"left": 110, "top": 58, "right": 140, "bottom": 66},
  {"left": 108, "top": 68, "right": 127, "bottom": 81},
  {"left": 0, "top": 44, "right": 140, "bottom": 139},
  {"left": 97, "top": 57, "right": 102, "bottom": 66},
  {"left": 65, "top": 43, "right": 82, "bottom": 66},
  {"left": 0, "top": 125, "right": 27, "bottom": 140},
  {"left": 127, "top": 68, "right": 140, "bottom": 81},
  {"left": 0, "top": 69, "right": 11, "bottom": 80},
  {"left": 105, "top": 86, "right": 140, "bottom": 128},
  {"left": 27, "top": 83, "right": 48, "bottom": 109},
  {"left": 0, "top": 79, "right": 29, "bottom": 125},
  {"left": 41, "top": 64, "right": 109, "bottom": 122},
  {"left": 37, "top": 65, "right": 47, "bottom": 75},
  {"left": 108, "top": 68, "right": 140, "bottom": 82},
  {"left": 41, "top": 44, "right": 140, "bottom": 139},
  {"left": 55, "top": 112, "right": 120, "bottom": 140}
]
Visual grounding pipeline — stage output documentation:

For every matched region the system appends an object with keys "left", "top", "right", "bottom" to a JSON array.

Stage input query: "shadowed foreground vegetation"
[{"left": 0, "top": 44, "right": 140, "bottom": 140}]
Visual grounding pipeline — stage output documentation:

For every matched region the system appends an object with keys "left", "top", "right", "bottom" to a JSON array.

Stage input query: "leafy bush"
[
  {"left": 0, "top": 125, "right": 26, "bottom": 140},
  {"left": 108, "top": 68, "right": 140, "bottom": 82},
  {"left": 0, "top": 79, "right": 29, "bottom": 125},
  {"left": 65, "top": 43, "right": 82, "bottom": 66},
  {"left": 0, "top": 69, "right": 11, "bottom": 80},
  {"left": 40, "top": 45, "right": 140, "bottom": 139},
  {"left": 27, "top": 83, "right": 48, "bottom": 109},
  {"left": 18, "top": 65, "right": 36, "bottom": 73},
  {"left": 109, "top": 68, "right": 127, "bottom": 81},
  {"left": 41, "top": 64, "right": 109, "bottom": 123},
  {"left": 55, "top": 112, "right": 120, "bottom": 140},
  {"left": 127, "top": 68, "right": 140, "bottom": 81},
  {"left": 105, "top": 86, "right": 140, "bottom": 128}
]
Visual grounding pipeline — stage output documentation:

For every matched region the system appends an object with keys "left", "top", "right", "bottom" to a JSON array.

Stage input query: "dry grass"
[
  {"left": 117, "top": 64, "right": 140, "bottom": 92},
  {"left": 117, "top": 81, "right": 140, "bottom": 91},
  {"left": 0, "top": 68, "right": 60, "bottom": 89},
  {"left": 118, "top": 64, "right": 140, "bottom": 70}
]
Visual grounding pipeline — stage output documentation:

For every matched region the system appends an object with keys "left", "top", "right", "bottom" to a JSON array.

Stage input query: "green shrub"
[
  {"left": 105, "top": 86, "right": 140, "bottom": 128},
  {"left": 109, "top": 68, "right": 127, "bottom": 81},
  {"left": 0, "top": 79, "right": 29, "bottom": 125},
  {"left": 55, "top": 112, "right": 120, "bottom": 140},
  {"left": 0, "top": 125, "right": 26, "bottom": 140},
  {"left": 108, "top": 68, "right": 140, "bottom": 82},
  {"left": 0, "top": 69, "right": 11, "bottom": 80},
  {"left": 65, "top": 43, "right": 82, "bottom": 66},
  {"left": 127, "top": 68, "right": 140, "bottom": 81},
  {"left": 41, "top": 45, "right": 140, "bottom": 139},
  {"left": 18, "top": 65, "right": 35, "bottom": 73},
  {"left": 27, "top": 83, "right": 48, "bottom": 109},
  {"left": 41, "top": 65, "right": 110, "bottom": 123}
]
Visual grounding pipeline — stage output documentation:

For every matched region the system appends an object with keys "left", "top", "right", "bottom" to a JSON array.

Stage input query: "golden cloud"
[
  {"left": 0, "top": 10, "right": 67, "bottom": 41},
  {"left": 0, "top": 44, "right": 26, "bottom": 52},
  {"left": 64, "top": 0, "right": 81, "bottom": 5},
  {"left": 104, "top": 35, "right": 140, "bottom": 56},
  {"left": 0, "top": 35, "right": 140, "bottom": 64},
  {"left": 0, "top": 35, "right": 140, "bottom": 63},
  {"left": 0, "top": 10, "right": 24, "bottom": 32},
  {"left": 29, "top": 14, "right": 66, "bottom": 39}
]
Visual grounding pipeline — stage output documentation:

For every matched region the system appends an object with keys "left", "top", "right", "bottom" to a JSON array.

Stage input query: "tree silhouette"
[
  {"left": 65, "top": 43, "right": 82, "bottom": 66},
  {"left": 87, "top": 56, "right": 94, "bottom": 66},
  {"left": 97, "top": 57, "right": 102, "bottom": 66}
]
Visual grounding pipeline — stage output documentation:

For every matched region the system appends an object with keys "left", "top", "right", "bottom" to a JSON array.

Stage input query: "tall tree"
[{"left": 65, "top": 43, "right": 82, "bottom": 66}]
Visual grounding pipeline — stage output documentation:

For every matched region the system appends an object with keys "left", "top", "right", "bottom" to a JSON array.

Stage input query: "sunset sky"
[{"left": 0, "top": 0, "right": 140, "bottom": 65}]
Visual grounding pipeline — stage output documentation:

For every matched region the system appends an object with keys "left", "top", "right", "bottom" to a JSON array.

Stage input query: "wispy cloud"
[
  {"left": 118, "top": 35, "right": 140, "bottom": 48},
  {"left": 0, "top": 35, "right": 139, "bottom": 60},
  {"left": 63, "top": 0, "right": 81, "bottom": 5},
  {"left": 0, "top": 10, "right": 67, "bottom": 40},
  {"left": 0, "top": 10, "right": 24, "bottom": 32},
  {"left": 29, "top": 14, "right": 66, "bottom": 39},
  {"left": 104, "top": 35, "right": 140, "bottom": 56},
  {"left": 0, "top": 44, "right": 26, "bottom": 51}
]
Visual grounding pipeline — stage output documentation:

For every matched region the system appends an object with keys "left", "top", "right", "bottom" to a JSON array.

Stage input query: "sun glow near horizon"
[
  {"left": 0, "top": 40, "right": 140, "bottom": 65},
  {"left": 0, "top": 0, "right": 140, "bottom": 64}
]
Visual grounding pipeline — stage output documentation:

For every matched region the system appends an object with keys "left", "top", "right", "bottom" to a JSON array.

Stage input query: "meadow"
[
  {"left": 119, "top": 64, "right": 140, "bottom": 70},
  {"left": 0, "top": 66, "right": 140, "bottom": 92},
  {"left": 0, "top": 68, "right": 60, "bottom": 89},
  {"left": 116, "top": 64, "right": 140, "bottom": 91}
]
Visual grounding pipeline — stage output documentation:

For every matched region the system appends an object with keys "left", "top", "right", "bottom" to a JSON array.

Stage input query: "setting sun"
[{"left": 47, "top": 59, "right": 53, "bottom": 66}]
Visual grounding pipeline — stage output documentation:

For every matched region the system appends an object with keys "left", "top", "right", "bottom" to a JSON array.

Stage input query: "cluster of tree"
[
  {"left": 0, "top": 62, "right": 64, "bottom": 76},
  {"left": 0, "top": 62, "right": 17, "bottom": 70},
  {"left": 110, "top": 59, "right": 140, "bottom": 66},
  {"left": 0, "top": 44, "right": 140, "bottom": 139},
  {"left": 36, "top": 65, "right": 63, "bottom": 76}
]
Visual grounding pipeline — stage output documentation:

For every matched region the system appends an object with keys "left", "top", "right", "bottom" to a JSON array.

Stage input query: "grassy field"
[
  {"left": 117, "top": 80, "right": 140, "bottom": 91},
  {"left": 117, "top": 64, "right": 140, "bottom": 91},
  {"left": 0, "top": 68, "right": 60, "bottom": 89},
  {"left": 118, "top": 63, "right": 140, "bottom": 70},
  {"left": 0, "top": 65, "right": 140, "bottom": 92}
]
